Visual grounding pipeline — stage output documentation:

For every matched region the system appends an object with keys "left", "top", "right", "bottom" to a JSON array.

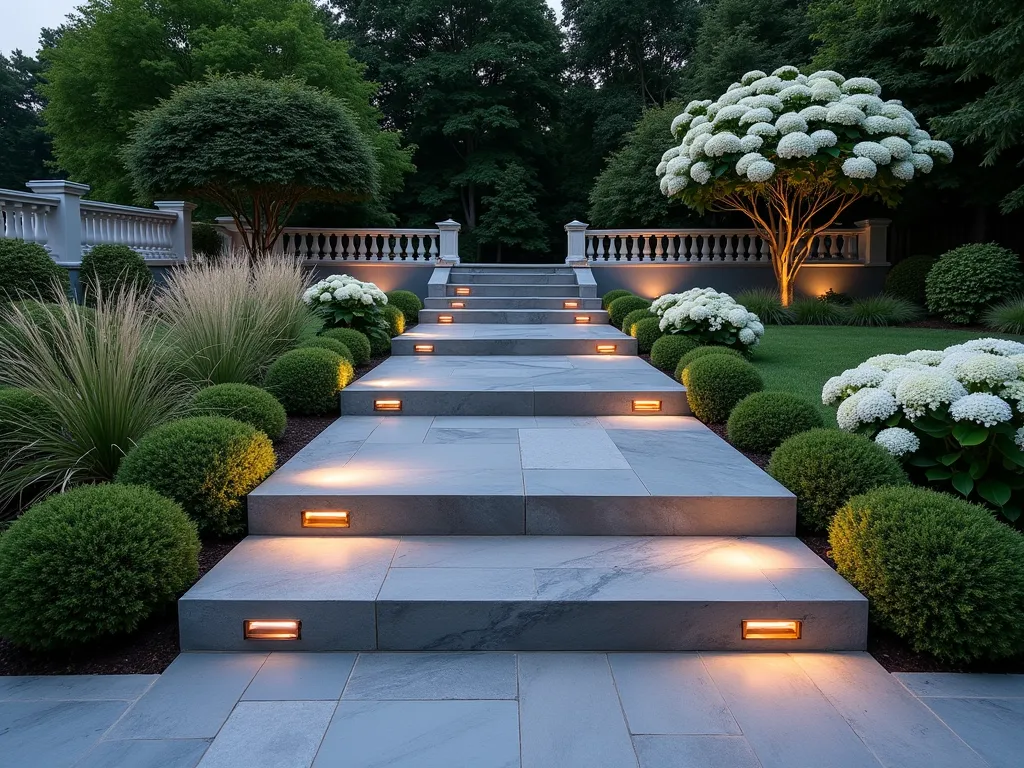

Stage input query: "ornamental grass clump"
[
  {"left": 191, "top": 383, "right": 287, "bottom": 440},
  {"left": 0, "top": 484, "right": 200, "bottom": 651},
  {"left": 650, "top": 334, "right": 699, "bottom": 371},
  {"left": 727, "top": 391, "right": 824, "bottom": 453},
  {"left": 304, "top": 274, "right": 390, "bottom": 350},
  {"left": 791, "top": 297, "right": 848, "bottom": 324},
  {"left": 652, "top": 287, "right": 764, "bottom": 350},
  {"left": 831, "top": 486, "right": 1024, "bottom": 663},
  {"left": 264, "top": 347, "right": 354, "bottom": 415},
  {"left": 685, "top": 354, "right": 763, "bottom": 423},
  {"left": 925, "top": 244, "right": 1023, "bottom": 324},
  {"left": 982, "top": 295, "right": 1024, "bottom": 335},
  {"left": 844, "top": 295, "right": 922, "bottom": 326},
  {"left": 822, "top": 338, "right": 1024, "bottom": 523},
  {"left": 608, "top": 295, "right": 651, "bottom": 329},
  {"left": 734, "top": 287, "right": 795, "bottom": 325}
]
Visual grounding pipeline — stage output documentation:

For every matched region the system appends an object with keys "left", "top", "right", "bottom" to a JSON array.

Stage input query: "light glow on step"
[
  {"left": 742, "top": 620, "right": 802, "bottom": 640},
  {"left": 438, "top": 315, "right": 454, "bottom": 324},
  {"left": 574, "top": 316, "right": 591, "bottom": 324},
  {"left": 244, "top": 619, "right": 301, "bottom": 640},
  {"left": 455, "top": 287, "right": 471, "bottom": 296},
  {"left": 374, "top": 399, "right": 403, "bottom": 412},
  {"left": 301, "top": 510, "right": 350, "bottom": 528},
  {"left": 414, "top": 344, "right": 434, "bottom": 353},
  {"left": 563, "top": 300, "right": 579, "bottom": 309},
  {"left": 450, "top": 301, "right": 466, "bottom": 308},
  {"left": 596, "top": 344, "right": 617, "bottom": 354},
  {"left": 632, "top": 399, "right": 662, "bottom": 412}
]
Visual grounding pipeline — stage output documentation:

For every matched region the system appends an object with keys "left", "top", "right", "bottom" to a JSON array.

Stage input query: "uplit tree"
[{"left": 656, "top": 66, "right": 953, "bottom": 304}]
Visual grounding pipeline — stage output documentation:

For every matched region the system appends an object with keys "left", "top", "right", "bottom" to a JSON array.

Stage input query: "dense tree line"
[{"left": 3, "top": 0, "right": 1022, "bottom": 261}]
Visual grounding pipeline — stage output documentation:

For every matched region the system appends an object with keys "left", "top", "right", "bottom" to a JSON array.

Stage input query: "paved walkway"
[{"left": 2, "top": 652, "right": 1021, "bottom": 767}]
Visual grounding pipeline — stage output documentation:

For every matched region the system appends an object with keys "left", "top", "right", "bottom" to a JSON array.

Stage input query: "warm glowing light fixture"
[
  {"left": 438, "top": 315, "right": 454, "bottom": 324},
  {"left": 244, "top": 620, "right": 301, "bottom": 640},
  {"left": 596, "top": 344, "right": 617, "bottom": 354},
  {"left": 301, "top": 510, "right": 350, "bottom": 528},
  {"left": 632, "top": 399, "right": 662, "bottom": 412},
  {"left": 414, "top": 344, "right": 434, "bottom": 353},
  {"left": 374, "top": 399, "right": 403, "bottom": 412},
  {"left": 563, "top": 300, "right": 579, "bottom": 309},
  {"left": 574, "top": 316, "right": 591, "bottom": 324},
  {"left": 742, "top": 619, "right": 802, "bottom": 640},
  {"left": 455, "top": 287, "right": 471, "bottom": 296},
  {"left": 450, "top": 301, "right": 466, "bottom": 308}
]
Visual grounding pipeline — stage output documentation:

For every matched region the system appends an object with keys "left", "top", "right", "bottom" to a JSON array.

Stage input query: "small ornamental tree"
[
  {"left": 656, "top": 66, "right": 953, "bottom": 304},
  {"left": 122, "top": 75, "right": 380, "bottom": 259}
]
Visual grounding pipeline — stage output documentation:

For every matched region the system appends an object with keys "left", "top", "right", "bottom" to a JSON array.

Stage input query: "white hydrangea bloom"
[
  {"left": 778, "top": 84, "right": 813, "bottom": 104},
  {"left": 853, "top": 141, "right": 893, "bottom": 165},
  {"left": 837, "top": 387, "right": 898, "bottom": 431},
  {"left": 739, "top": 107, "right": 775, "bottom": 125},
  {"left": 914, "top": 139, "right": 954, "bottom": 162},
  {"left": 705, "top": 103, "right": 721, "bottom": 120},
  {"left": 908, "top": 129, "right": 931, "bottom": 143},
  {"left": 822, "top": 365, "right": 888, "bottom": 404},
  {"left": 659, "top": 175, "right": 671, "bottom": 195},
  {"left": 1016, "top": 427, "right": 1024, "bottom": 450},
  {"left": 879, "top": 366, "right": 927, "bottom": 394},
  {"left": 809, "top": 80, "right": 843, "bottom": 103},
  {"left": 746, "top": 159, "right": 776, "bottom": 182},
  {"left": 879, "top": 136, "right": 913, "bottom": 160},
  {"left": 881, "top": 103, "right": 915, "bottom": 122},
  {"left": 776, "top": 132, "right": 818, "bottom": 159},
  {"left": 863, "top": 115, "right": 897, "bottom": 134},
  {"left": 891, "top": 161, "right": 915, "bottom": 181},
  {"left": 753, "top": 75, "right": 785, "bottom": 94},
  {"left": 714, "top": 104, "right": 751, "bottom": 123},
  {"left": 727, "top": 81, "right": 744, "bottom": 92},
  {"left": 910, "top": 153, "right": 934, "bottom": 173},
  {"left": 798, "top": 105, "right": 828, "bottom": 122},
  {"left": 826, "top": 103, "right": 866, "bottom": 125},
  {"left": 690, "top": 161, "right": 712, "bottom": 184},
  {"left": 842, "top": 156, "right": 877, "bottom": 179},
  {"left": 689, "top": 133, "right": 711, "bottom": 159},
  {"left": 1000, "top": 380, "right": 1024, "bottom": 412},
  {"left": 949, "top": 393, "right": 1014, "bottom": 427},
  {"left": 665, "top": 154, "right": 689, "bottom": 174},
  {"left": 741, "top": 70, "right": 768, "bottom": 86},
  {"left": 875, "top": 427, "right": 920, "bottom": 457},
  {"left": 776, "top": 112, "right": 809, "bottom": 135},
  {"left": 951, "top": 353, "right": 1020, "bottom": 389},
  {"left": 739, "top": 328, "right": 756, "bottom": 345},
  {"left": 716, "top": 89, "right": 748, "bottom": 107},
  {"left": 666, "top": 175, "right": 688, "bottom": 194},
  {"left": 739, "top": 134, "right": 764, "bottom": 152},
  {"left": 306, "top": 274, "right": 387, "bottom": 309},
  {"left": 685, "top": 99, "right": 713, "bottom": 114},
  {"left": 661, "top": 146, "right": 681, "bottom": 163},
  {"left": 807, "top": 70, "right": 845, "bottom": 85},
  {"left": 906, "top": 349, "right": 944, "bottom": 366},
  {"left": 843, "top": 94, "right": 885, "bottom": 115},
  {"left": 772, "top": 65, "right": 801, "bottom": 79},
  {"left": 746, "top": 122, "right": 779, "bottom": 137},
  {"left": 704, "top": 132, "right": 744, "bottom": 157},
  {"left": 655, "top": 160, "right": 668, "bottom": 176},
  {"left": 670, "top": 112, "right": 693, "bottom": 137},
  {"left": 865, "top": 353, "right": 911, "bottom": 371},
  {"left": 810, "top": 129, "right": 838, "bottom": 148},
  {"left": 690, "top": 114, "right": 710, "bottom": 127},
  {"left": 889, "top": 117, "right": 915, "bottom": 136},
  {"left": 740, "top": 94, "right": 786, "bottom": 113},
  {"left": 842, "top": 77, "right": 882, "bottom": 96},
  {"left": 688, "top": 122, "right": 714, "bottom": 139},
  {"left": 736, "top": 152, "right": 765, "bottom": 176},
  {"left": 895, "top": 371, "right": 968, "bottom": 419},
  {"left": 654, "top": 287, "right": 763, "bottom": 347},
  {"left": 959, "top": 338, "right": 1024, "bottom": 356}
]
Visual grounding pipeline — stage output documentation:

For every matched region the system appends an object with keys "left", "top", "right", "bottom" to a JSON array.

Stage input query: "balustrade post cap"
[
  {"left": 565, "top": 220, "right": 589, "bottom": 231},
  {"left": 435, "top": 219, "right": 461, "bottom": 231},
  {"left": 153, "top": 201, "right": 198, "bottom": 212},
  {"left": 854, "top": 218, "right": 892, "bottom": 227},
  {"left": 26, "top": 179, "right": 90, "bottom": 197}
]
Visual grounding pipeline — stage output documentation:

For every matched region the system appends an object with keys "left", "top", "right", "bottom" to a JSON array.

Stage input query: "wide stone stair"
[{"left": 179, "top": 264, "right": 868, "bottom": 654}]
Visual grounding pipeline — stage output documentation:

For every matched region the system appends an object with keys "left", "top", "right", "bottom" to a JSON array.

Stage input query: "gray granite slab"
[
  {"left": 74, "top": 739, "right": 211, "bottom": 768},
  {"left": 107, "top": 653, "right": 267, "bottom": 739},
  {"left": 0, "top": 699, "right": 129, "bottom": 768},
  {"left": 762, "top": 568, "right": 867, "bottom": 600},
  {"left": 632, "top": 735, "right": 762, "bottom": 768},
  {"left": 312, "top": 700, "right": 521, "bottom": 767},
  {"left": 196, "top": 701, "right": 336, "bottom": 768},
  {"left": 0, "top": 674, "right": 157, "bottom": 701},
  {"left": 609, "top": 654, "right": 740, "bottom": 735},
  {"left": 519, "top": 428, "right": 631, "bottom": 470},
  {"left": 363, "top": 416, "right": 435, "bottom": 443},
  {"left": 918, "top": 697, "right": 1024, "bottom": 768},
  {"left": 895, "top": 673, "right": 1024, "bottom": 698},
  {"left": 523, "top": 469, "right": 649, "bottom": 496},
  {"left": 343, "top": 652, "right": 517, "bottom": 700},
  {"left": 424, "top": 427, "right": 521, "bottom": 444},
  {"left": 518, "top": 653, "right": 638, "bottom": 768},
  {"left": 242, "top": 653, "right": 357, "bottom": 701}
]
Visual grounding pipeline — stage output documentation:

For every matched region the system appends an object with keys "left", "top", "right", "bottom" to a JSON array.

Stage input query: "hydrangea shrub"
[
  {"left": 656, "top": 67, "right": 952, "bottom": 304},
  {"left": 303, "top": 274, "right": 389, "bottom": 348},
  {"left": 823, "top": 338, "right": 1024, "bottom": 523},
  {"left": 652, "top": 287, "right": 764, "bottom": 350}
]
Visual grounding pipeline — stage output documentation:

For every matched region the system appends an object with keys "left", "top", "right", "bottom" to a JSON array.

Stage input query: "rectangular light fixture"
[
  {"left": 301, "top": 510, "right": 350, "bottom": 528},
  {"left": 449, "top": 301, "right": 466, "bottom": 308},
  {"left": 574, "top": 316, "right": 591, "bottom": 324},
  {"left": 374, "top": 399, "right": 402, "bottom": 412},
  {"left": 632, "top": 399, "right": 662, "bottom": 412},
  {"left": 596, "top": 344, "right": 617, "bottom": 354},
  {"left": 438, "top": 315, "right": 454, "bottom": 324},
  {"left": 244, "top": 619, "right": 301, "bottom": 640},
  {"left": 414, "top": 344, "right": 434, "bottom": 353},
  {"left": 455, "top": 287, "right": 471, "bottom": 296},
  {"left": 563, "top": 300, "right": 579, "bottom": 309},
  {"left": 742, "top": 620, "right": 802, "bottom": 640}
]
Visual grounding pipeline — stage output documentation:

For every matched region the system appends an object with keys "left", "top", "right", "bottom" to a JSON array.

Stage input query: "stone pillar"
[
  {"left": 26, "top": 179, "right": 90, "bottom": 264},
  {"left": 154, "top": 201, "right": 197, "bottom": 261},
  {"left": 436, "top": 219, "right": 461, "bottom": 264},
  {"left": 214, "top": 216, "right": 243, "bottom": 255},
  {"left": 565, "top": 220, "right": 589, "bottom": 265},
  {"left": 854, "top": 218, "right": 891, "bottom": 265}
]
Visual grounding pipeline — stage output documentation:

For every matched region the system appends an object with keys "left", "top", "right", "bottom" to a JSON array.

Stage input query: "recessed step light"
[
  {"left": 244, "top": 620, "right": 301, "bottom": 640},
  {"left": 632, "top": 399, "right": 662, "bottom": 412},
  {"left": 438, "top": 315, "right": 454, "bottom": 324},
  {"left": 742, "top": 620, "right": 802, "bottom": 640},
  {"left": 563, "top": 300, "right": 579, "bottom": 309},
  {"left": 374, "top": 399, "right": 402, "bottom": 412},
  {"left": 449, "top": 301, "right": 465, "bottom": 308},
  {"left": 414, "top": 344, "right": 434, "bottom": 353},
  {"left": 596, "top": 344, "right": 617, "bottom": 354},
  {"left": 301, "top": 510, "right": 350, "bottom": 528},
  {"left": 455, "top": 287, "right": 471, "bottom": 296}
]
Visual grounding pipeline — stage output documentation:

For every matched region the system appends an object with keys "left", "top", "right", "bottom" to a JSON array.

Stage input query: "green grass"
[{"left": 753, "top": 326, "right": 1024, "bottom": 424}]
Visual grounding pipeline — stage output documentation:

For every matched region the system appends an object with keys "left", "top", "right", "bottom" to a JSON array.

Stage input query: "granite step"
[
  {"left": 419, "top": 309, "right": 610, "bottom": 325},
  {"left": 445, "top": 283, "right": 581, "bottom": 298},
  {"left": 177, "top": 535, "right": 867, "bottom": 652},
  {"left": 452, "top": 272, "right": 578, "bottom": 285},
  {"left": 424, "top": 296, "right": 603, "bottom": 310},
  {"left": 392, "top": 324, "right": 637, "bottom": 356}
]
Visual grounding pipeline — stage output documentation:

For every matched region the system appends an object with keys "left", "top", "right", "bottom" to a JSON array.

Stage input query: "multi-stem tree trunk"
[{"left": 720, "top": 179, "right": 858, "bottom": 306}]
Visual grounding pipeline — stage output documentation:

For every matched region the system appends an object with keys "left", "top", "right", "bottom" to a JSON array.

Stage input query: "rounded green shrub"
[
  {"left": 79, "top": 244, "right": 153, "bottom": 303},
  {"left": 831, "top": 486, "right": 1024, "bottom": 663},
  {"left": 382, "top": 303, "right": 406, "bottom": 337},
  {"left": 321, "top": 327, "right": 371, "bottom": 366},
  {"left": 0, "top": 483, "right": 199, "bottom": 650},
  {"left": 191, "top": 222, "right": 224, "bottom": 259},
  {"left": 650, "top": 334, "right": 699, "bottom": 372},
  {"left": 622, "top": 307, "right": 653, "bottom": 336},
  {"left": 368, "top": 328, "right": 391, "bottom": 357},
  {"left": 0, "top": 239, "right": 69, "bottom": 303},
  {"left": 685, "top": 354, "right": 763, "bottom": 423},
  {"left": 674, "top": 345, "right": 745, "bottom": 385},
  {"left": 116, "top": 416, "right": 275, "bottom": 537},
  {"left": 192, "top": 383, "right": 287, "bottom": 440},
  {"left": 768, "top": 428, "right": 908, "bottom": 532},
  {"left": 926, "top": 243, "right": 1023, "bottom": 324},
  {"left": 299, "top": 336, "right": 354, "bottom": 364},
  {"left": 634, "top": 316, "right": 664, "bottom": 354},
  {"left": 264, "top": 347, "right": 354, "bottom": 415},
  {"left": 608, "top": 295, "right": 651, "bottom": 329},
  {"left": 386, "top": 290, "right": 422, "bottom": 325},
  {"left": 885, "top": 254, "right": 936, "bottom": 305},
  {"left": 727, "top": 391, "right": 824, "bottom": 453},
  {"left": 602, "top": 289, "right": 633, "bottom": 309},
  {"left": 0, "top": 387, "right": 56, "bottom": 466}
]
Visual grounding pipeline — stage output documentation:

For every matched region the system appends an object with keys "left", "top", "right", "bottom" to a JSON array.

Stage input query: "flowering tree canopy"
[{"left": 655, "top": 66, "right": 953, "bottom": 303}]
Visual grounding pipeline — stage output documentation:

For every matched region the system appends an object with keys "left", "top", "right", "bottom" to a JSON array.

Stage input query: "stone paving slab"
[{"left": 392, "top": 323, "right": 639, "bottom": 355}]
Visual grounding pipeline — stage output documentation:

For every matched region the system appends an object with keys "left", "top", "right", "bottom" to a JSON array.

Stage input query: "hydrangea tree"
[{"left": 656, "top": 66, "right": 954, "bottom": 304}]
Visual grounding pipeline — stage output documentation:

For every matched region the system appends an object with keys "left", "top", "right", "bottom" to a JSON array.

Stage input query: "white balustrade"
[
  {"left": 79, "top": 201, "right": 178, "bottom": 261},
  {"left": 280, "top": 228, "right": 440, "bottom": 262},
  {"left": 0, "top": 190, "right": 58, "bottom": 249}
]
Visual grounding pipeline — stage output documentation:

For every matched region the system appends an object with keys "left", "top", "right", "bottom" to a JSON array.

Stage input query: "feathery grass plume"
[
  {"left": 734, "top": 287, "right": 795, "bottom": 325},
  {"left": 0, "top": 285, "right": 189, "bottom": 510},
  {"left": 983, "top": 295, "right": 1024, "bottom": 335},
  {"left": 158, "top": 251, "right": 316, "bottom": 386},
  {"left": 791, "top": 297, "right": 849, "bottom": 325},
  {"left": 845, "top": 295, "right": 923, "bottom": 327}
]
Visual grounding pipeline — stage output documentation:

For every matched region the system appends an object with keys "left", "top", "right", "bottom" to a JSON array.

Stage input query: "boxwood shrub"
[
  {"left": 0, "top": 483, "right": 199, "bottom": 650},
  {"left": 633, "top": 316, "right": 664, "bottom": 354},
  {"left": 386, "top": 290, "right": 422, "bottom": 325},
  {"left": 264, "top": 347, "right": 354, "bottom": 415},
  {"left": 191, "top": 383, "right": 287, "bottom": 440},
  {"left": 368, "top": 327, "right": 392, "bottom": 357},
  {"left": 685, "top": 354, "right": 763, "bottom": 424},
  {"left": 727, "top": 391, "right": 824, "bottom": 453},
  {"left": 0, "top": 239, "right": 69, "bottom": 303},
  {"left": 768, "top": 428, "right": 908, "bottom": 531},
  {"left": 382, "top": 303, "right": 406, "bottom": 337},
  {"left": 298, "top": 336, "right": 354, "bottom": 364},
  {"left": 602, "top": 289, "right": 633, "bottom": 309},
  {"left": 884, "top": 254, "right": 936, "bottom": 305},
  {"left": 650, "top": 334, "right": 699, "bottom": 372},
  {"left": 608, "top": 295, "right": 651, "bottom": 329},
  {"left": 926, "top": 243, "right": 1023, "bottom": 324},
  {"left": 116, "top": 416, "right": 275, "bottom": 538},
  {"left": 831, "top": 486, "right": 1024, "bottom": 663},
  {"left": 674, "top": 345, "right": 744, "bottom": 385},
  {"left": 622, "top": 307, "right": 653, "bottom": 336},
  {"left": 321, "top": 327, "right": 371, "bottom": 366},
  {"left": 79, "top": 244, "right": 153, "bottom": 303}
]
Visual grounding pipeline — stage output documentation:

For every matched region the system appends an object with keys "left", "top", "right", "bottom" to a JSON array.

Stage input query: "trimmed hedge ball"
[
  {"left": 674, "top": 345, "right": 745, "bottom": 385},
  {"left": 0, "top": 483, "right": 199, "bottom": 651},
  {"left": 650, "top": 334, "right": 699, "bottom": 372},
  {"left": 0, "top": 387, "right": 56, "bottom": 466},
  {"left": 298, "top": 336, "right": 354, "bottom": 364},
  {"left": 831, "top": 486, "right": 1024, "bottom": 663},
  {"left": 884, "top": 254, "right": 936, "bottom": 305},
  {"left": 925, "top": 243, "right": 1023, "bottom": 324},
  {"left": 622, "top": 307, "right": 653, "bottom": 336},
  {"left": 79, "top": 243, "right": 153, "bottom": 303},
  {"left": 727, "top": 391, "right": 824, "bottom": 453},
  {"left": 634, "top": 316, "right": 664, "bottom": 354},
  {"left": 382, "top": 304, "right": 406, "bottom": 337},
  {"left": 608, "top": 295, "right": 651, "bottom": 329},
  {"left": 321, "top": 327, "right": 371, "bottom": 366},
  {"left": 0, "top": 239, "right": 69, "bottom": 303},
  {"left": 116, "top": 416, "right": 275, "bottom": 538},
  {"left": 264, "top": 347, "right": 354, "bottom": 416},
  {"left": 684, "top": 354, "right": 763, "bottom": 424},
  {"left": 602, "top": 289, "right": 633, "bottom": 309},
  {"left": 368, "top": 328, "right": 392, "bottom": 357},
  {"left": 386, "top": 290, "right": 422, "bottom": 324},
  {"left": 191, "top": 383, "right": 287, "bottom": 440},
  {"left": 768, "top": 428, "right": 908, "bottom": 532}
]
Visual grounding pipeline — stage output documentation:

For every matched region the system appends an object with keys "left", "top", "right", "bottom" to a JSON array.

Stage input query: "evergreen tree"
[{"left": 0, "top": 52, "right": 51, "bottom": 190}]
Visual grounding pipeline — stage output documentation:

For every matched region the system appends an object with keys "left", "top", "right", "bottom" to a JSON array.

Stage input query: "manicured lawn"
[{"left": 753, "top": 326, "right": 1024, "bottom": 424}]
